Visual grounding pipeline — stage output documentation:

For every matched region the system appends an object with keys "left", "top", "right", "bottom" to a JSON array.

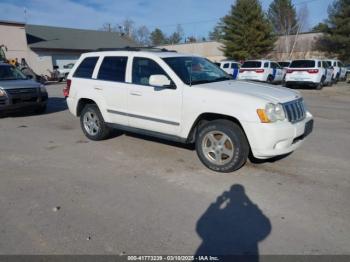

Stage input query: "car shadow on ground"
[
  {"left": 0, "top": 97, "right": 67, "bottom": 118},
  {"left": 195, "top": 184, "right": 271, "bottom": 261},
  {"left": 248, "top": 152, "right": 292, "bottom": 164}
]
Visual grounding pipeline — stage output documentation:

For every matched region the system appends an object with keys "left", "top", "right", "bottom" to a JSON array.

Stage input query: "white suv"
[
  {"left": 325, "top": 59, "right": 347, "bottom": 82},
  {"left": 65, "top": 49, "right": 313, "bottom": 172},
  {"left": 285, "top": 59, "right": 333, "bottom": 89},
  {"left": 238, "top": 60, "right": 285, "bottom": 84}
]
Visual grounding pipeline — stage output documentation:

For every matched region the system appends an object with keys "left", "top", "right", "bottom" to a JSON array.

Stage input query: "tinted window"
[
  {"left": 97, "top": 56, "right": 127, "bottom": 82},
  {"left": 264, "top": 62, "right": 269, "bottom": 68},
  {"left": 74, "top": 57, "right": 98, "bottom": 78},
  {"left": 230, "top": 63, "right": 239, "bottom": 69},
  {"left": 271, "top": 62, "right": 279, "bottom": 69},
  {"left": 132, "top": 57, "right": 168, "bottom": 86},
  {"left": 278, "top": 62, "right": 290, "bottom": 67},
  {"left": 322, "top": 61, "right": 329, "bottom": 68},
  {"left": 289, "top": 60, "right": 316, "bottom": 68},
  {"left": 326, "top": 61, "right": 332, "bottom": 67},
  {"left": 318, "top": 61, "right": 321, "bottom": 67},
  {"left": 223, "top": 63, "right": 229, "bottom": 69},
  {"left": 241, "top": 61, "right": 262, "bottom": 68}
]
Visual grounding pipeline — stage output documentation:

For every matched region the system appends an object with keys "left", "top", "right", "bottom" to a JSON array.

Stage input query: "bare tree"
[
  {"left": 289, "top": 4, "right": 310, "bottom": 58},
  {"left": 135, "top": 25, "right": 151, "bottom": 46}
]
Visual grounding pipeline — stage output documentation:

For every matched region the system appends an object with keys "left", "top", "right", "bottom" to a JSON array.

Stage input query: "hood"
[
  {"left": 0, "top": 79, "right": 41, "bottom": 90},
  {"left": 196, "top": 80, "right": 301, "bottom": 103}
]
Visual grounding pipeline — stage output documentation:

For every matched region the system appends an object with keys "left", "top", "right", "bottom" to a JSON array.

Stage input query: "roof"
[
  {"left": 25, "top": 24, "right": 137, "bottom": 51},
  {"left": 0, "top": 20, "right": 25, "bottom": 26},
  {"left": 82, "top": 50, "right": 201, "bottom": 59}
]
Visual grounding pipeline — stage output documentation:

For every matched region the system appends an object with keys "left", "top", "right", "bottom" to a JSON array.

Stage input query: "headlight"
[
  {"left": 40, "top": 85, "right": 47, "bottom": 93},
  {"left": 257, "top": 103, "right": 286, "bottom": 123},
  {"left": 0, "top": 89, "right": 7, "bottom": 97}
]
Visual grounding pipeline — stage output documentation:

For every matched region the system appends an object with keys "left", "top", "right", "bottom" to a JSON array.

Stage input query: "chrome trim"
[
  {"left": 283, "top": 98, "right": 306, "bottom": 123},
  {"left": 107, "top": 109, "right": 180, "bottom": 126}
]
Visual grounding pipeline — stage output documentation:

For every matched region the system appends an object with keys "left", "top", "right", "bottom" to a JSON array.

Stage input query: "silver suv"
[{"left": 0, "top": 63, "right": 48, "bottom": 114}]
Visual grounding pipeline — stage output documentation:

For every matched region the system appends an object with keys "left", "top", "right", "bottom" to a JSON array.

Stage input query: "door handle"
[
  {"left": 130, "top": 91, "right": 142, "bottom": 96},
  {"left": 94, "top": 86, "right": 103, "bottom": 91}
]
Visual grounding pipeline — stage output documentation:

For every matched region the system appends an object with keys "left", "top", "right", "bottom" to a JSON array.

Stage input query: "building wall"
[
  {"left": 158, "top": 41, "right": 226, "bottom": 62},
  {"left": 0, "top": 22, "right": 30, "bottom": 63}
]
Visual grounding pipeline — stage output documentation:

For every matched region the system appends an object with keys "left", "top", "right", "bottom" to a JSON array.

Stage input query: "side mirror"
[{"left": 149, "top": 74, "right": 174, "bottom": 88}]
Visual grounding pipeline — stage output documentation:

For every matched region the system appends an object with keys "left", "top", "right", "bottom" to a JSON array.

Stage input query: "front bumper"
[
  {"left": 242, "top": 112, "right": 313, "bottom": 159},
  {"left": 0, "top": 92, "right": 48, "bottom": 113}
]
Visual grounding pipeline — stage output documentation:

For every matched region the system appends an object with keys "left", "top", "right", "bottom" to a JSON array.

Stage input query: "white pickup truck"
[{"left": 65, "top": 49, "right": 313, "bottom": 172}]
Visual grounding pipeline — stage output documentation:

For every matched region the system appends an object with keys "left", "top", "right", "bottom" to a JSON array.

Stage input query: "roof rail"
[{"left": 96, "top": 46, "right": 177, "bottom": 52}]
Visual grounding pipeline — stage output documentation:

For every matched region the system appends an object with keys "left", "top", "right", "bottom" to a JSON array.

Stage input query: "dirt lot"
[{"left": 0, "top": 82, "right": 349, "bottom": 255}]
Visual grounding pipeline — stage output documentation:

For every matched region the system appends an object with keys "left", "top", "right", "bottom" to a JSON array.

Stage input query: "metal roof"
[{"left": 25, "top": 24, "right": 137, "bottom": 51}]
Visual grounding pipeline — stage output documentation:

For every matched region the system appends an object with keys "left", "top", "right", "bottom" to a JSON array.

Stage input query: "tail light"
[
  {"left": 286, "top": 69, "right": 293, "bottom": 73},
  {"left": 239, "top": 69, "right": 245, "bottom": 73},
  {"left": 307, "top": 69, "right": 319, "bottom": 74},
  {"left": 63, "top": 79, "right": 71, "bottom": 97},
  {"left": 255, "top": 69, "right": 264, "bottom": 73}
]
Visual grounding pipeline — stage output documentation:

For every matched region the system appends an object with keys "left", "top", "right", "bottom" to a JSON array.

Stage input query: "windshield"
[
  {"left": 163, "top": 56, "right": 231, "bottom": 85},
  {"left": 0, "top": 65, "right": 27, "bottom": 80},
  {"left": 241, "top": 61, "right": 262, "bottom": 68},
  {"left": 290, "top": 60, "right": 315, "bottom": 68}
]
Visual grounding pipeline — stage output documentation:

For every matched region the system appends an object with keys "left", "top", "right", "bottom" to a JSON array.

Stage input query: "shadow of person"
[{"left": 195, "top": 185, "right": 271, "bottom": 260}]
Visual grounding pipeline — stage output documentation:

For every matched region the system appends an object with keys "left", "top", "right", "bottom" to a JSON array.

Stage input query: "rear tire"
[
  {"left": 80, "top": 104, "right": 111, "bottom": 141},
  {"left": 267, "top": 75, "right": 274, "bottom": 84},
  {"left": 195, "top": 119, "right": 249, "bottom": 173},
  {"left": 315, "top": 78, "right": 324, "bottom": 90}
]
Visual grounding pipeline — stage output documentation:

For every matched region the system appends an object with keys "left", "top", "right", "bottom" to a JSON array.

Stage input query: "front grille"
[
  {"left": 6, "top": 88, "right": 38, "bottom": 95},
  {"left": 283, "top": 98, "right": 306, "bottom": 123}
]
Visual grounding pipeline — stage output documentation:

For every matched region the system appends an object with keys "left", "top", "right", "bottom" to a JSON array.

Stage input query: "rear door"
[
  {"left": 93, "top": 56, "right": 129, "bottom": 125},
  {"left": 270, "top": 62, "right": 283, "bottom": 81}
]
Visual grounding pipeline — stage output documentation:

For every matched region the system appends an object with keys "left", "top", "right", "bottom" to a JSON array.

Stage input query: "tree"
[
  {"left": 315, "top": 0, "right": 350, "bottom": 62},
  {"left": 168, "top": 25, "right": 184, "bottom": 44},
  {"left": 208, "top": 21, "right": 224, "bottom": 41},
  {"left": 134, "top": 26, "right": 151, "bottom": 46},
  {"left": 150, "top": 28, "right": 168, "bottom": 45},
  {"left": 186, "top": 36, "right": 197, "bottom": 43},
  {"left": 221, "top": 0, "right": 276, "bottom": 60},
  {"left": 268, "top": 0, "right": 298, "bottom": 35}
]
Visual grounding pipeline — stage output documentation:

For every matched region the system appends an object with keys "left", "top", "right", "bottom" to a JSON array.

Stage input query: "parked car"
[
  {"left": 238, "top": 60, "right": 284, "bottom": 84},
  {"left": 285, "top": 59, "right": 333, "bottom": 89},
  {"left": 65, "top": 50, "right": 313, "bottom": 173},
  {"left": 58, "top": 63, "right": 75, "bottom": 81},
  {"left": 325, "top": 59, "right": 347, "bottom": 82},
  {"left": 0, "top": 63, "right": 48, "bottom": 114},
  {"left": 219, "top": 60, "right": 241, "bottom": 79}
]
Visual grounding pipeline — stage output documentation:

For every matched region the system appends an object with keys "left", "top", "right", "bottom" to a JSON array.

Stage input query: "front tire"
[
  {"left": 80, "top": 104, "right": 111, "bottom": 141},
  {"left": 195, "top": 120, "right": 249, "bottom": 173}
]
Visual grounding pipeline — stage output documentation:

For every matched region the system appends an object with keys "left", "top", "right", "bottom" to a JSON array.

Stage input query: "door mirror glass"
[{"left": 149, "top": 74, "right": 172, "bottom": 87}]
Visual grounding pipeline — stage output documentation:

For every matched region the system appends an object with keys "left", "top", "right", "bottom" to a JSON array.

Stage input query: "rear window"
[
  {"left": 97, "top": 56, "right": 127, "bottom": 82},
  {"left": 73, "top": 57, "right": 98, "bottom": 78},
  {"left": 290, "top": 60, "right": 315, "bottom": 68},
  {"left": 241, "top": 61, "right": 262, "bottom": 68},
  {"left": 223, "top": 63, "right": 229, "bottom": 69},
  {"left": 278, "top": 62, "right": 290, "bottom": 67}
]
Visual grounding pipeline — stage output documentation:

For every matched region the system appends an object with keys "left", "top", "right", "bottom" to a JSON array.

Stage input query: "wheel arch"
[
  {"left": 186, "top": 113, "right": 250, "bottom": 146},
  {"left": 76, "top": 98, "right": 97, "bottom": 116}
]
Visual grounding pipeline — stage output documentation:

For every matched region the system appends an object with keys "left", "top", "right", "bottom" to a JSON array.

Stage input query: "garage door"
[{"left": 52, "top": 55, "right": 80, "bottom": 69}]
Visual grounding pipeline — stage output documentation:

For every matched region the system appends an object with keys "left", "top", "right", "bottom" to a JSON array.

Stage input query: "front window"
[
  {"left": 163, "top": 56, "right": 230, "bottom": 85},
  {"left": 0, "top": 65, "right": 27, "bottom": 80}
]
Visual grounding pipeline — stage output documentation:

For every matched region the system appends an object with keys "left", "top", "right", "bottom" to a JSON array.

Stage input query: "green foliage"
[
  {"left": 268, "top": 0, "right": 298, "bottom": 35},
  {"left": 150, "top": 28, "right": 168, "bottom": 46},
  {"left": 221, "top": 0, "right": 276, "bottom": 60},
  {"left": 316, "top": 0, "right": 350, "bottom": 62},
  {"left": 168, "top": 25, "right": 184, "bottom": 44}
]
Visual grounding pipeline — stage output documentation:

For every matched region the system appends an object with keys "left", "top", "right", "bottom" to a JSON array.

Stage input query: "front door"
[{"left": 127, "top": 57, "right": 182, "bottom": 136}]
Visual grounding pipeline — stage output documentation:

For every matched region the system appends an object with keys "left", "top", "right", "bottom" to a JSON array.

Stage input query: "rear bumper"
[{"left": 242, "top": 112, "right": 313, "bottom": 159}]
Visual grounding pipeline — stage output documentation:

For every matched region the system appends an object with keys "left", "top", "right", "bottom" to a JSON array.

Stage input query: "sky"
[{"left": 0, "top": 0, "right": 333, "bottom": 38}]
